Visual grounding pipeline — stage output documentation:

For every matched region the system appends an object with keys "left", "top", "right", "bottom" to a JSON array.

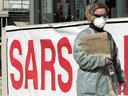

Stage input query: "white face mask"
[{"left": 94, "top": 17, "right": 106, "bottom": 28}]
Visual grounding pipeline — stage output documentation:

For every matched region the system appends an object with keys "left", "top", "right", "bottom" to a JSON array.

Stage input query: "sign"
[
  {"left": 80, "top": 32, "right": 110, "bottom": 55},
  {"left": 5, "top": 18, "right": 128, "bottom": 96},
  {"left": 75, "top": 0, "right": 87, "bottom": 10},
  {"left": 42, "top": 0, "right": 52, "bottom": 13}
]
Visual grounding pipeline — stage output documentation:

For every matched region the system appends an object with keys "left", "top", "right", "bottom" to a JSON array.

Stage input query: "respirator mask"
[{"left": 93, "top": 16, "right": 107, "bottom": 28}]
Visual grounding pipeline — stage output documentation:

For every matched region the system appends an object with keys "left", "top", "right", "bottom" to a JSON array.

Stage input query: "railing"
[{"left": 3, "top": 0, "right": 29, "bottom": 11}]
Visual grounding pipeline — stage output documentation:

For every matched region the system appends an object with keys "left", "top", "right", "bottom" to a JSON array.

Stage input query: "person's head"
[{"left": 85, "top": 2, "right": 109, "bottom": 28}]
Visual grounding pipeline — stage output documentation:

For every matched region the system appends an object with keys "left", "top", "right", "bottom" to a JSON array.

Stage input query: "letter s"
[
  {"left": 9, "top": 40, "right": 23, "bottom": 90},
  {"left": 57, "top": 37, "right": 73, "bottom": 92}
]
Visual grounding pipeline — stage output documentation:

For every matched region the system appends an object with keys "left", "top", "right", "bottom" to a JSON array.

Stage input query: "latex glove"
[
  {"left": 105, "top": 57, "right": 113, "bottom": 67},
  {"left": 119, "top": 82, "right": 126, "bottom": 92}
]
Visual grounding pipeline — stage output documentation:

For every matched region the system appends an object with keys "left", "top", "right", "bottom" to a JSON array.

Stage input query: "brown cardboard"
[{"left": 80, "top": 32, "right": 111, "bottom": 56}]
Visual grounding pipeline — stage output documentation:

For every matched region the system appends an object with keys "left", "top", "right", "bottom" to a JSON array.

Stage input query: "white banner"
[{"left": 6, "top": 18, "right": 128, "bottom": 96}]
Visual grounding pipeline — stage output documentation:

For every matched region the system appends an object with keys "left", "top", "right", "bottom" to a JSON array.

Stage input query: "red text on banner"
[
  {"left": 9, "top": 37, "right": 73, "bottom": 92},
  {"left": 10, "top": 40, "right": 23, "bottom": 90}
]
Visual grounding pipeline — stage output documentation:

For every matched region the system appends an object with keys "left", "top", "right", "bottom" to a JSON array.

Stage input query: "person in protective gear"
[{"left": 73, "top": 2, "right": 126, "bottom": 96}]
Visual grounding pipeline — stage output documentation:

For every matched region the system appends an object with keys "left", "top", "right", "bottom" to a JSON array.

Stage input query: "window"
[{"left": 3, "top": 0, "right": 29, "bottom": 11}]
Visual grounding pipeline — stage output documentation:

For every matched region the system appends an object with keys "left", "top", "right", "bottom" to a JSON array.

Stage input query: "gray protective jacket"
[{"left": 73, "top": 27, "right": 126, "bottom": 96}]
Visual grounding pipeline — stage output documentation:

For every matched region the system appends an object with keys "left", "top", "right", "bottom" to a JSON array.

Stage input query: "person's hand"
[
  {"left": 119, "top": 82, "right": 126, "bottom": 92},
  {"left": 105, "top": 57, "right": 113, "bottom": 67}
]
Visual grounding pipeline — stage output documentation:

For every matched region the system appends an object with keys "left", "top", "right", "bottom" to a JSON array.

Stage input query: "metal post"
[
  {"left": 29, "top": 0, "right": 34, "bottom": 25},
  {"left": 34, "top": 0, "right": 39, "bottom": 24},
  {"left": 29, "top": 0, "right": 40, "bottom": 25},
  {"left": 2, "top": 28, "right": 8, "bottom": 96}
]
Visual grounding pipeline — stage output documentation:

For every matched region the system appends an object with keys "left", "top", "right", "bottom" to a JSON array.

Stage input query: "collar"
[{"left": 90, "top": 23, "right": 104, "bottom": 33}]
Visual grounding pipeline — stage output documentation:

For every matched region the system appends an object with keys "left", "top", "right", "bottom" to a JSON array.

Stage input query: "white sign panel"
[{"left": 6, "top": 18, "right": 128, "bottom": 96}]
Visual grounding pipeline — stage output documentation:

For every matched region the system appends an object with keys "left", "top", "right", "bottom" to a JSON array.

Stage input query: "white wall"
[{"left": 0, "top": 0, "right": 3, "bottom": 11}]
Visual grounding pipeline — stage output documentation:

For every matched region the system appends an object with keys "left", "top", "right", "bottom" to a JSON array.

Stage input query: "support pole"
[
  {"left": 29, "top": 0, "right": 34, "bottom": 25},
  {"left": 29, "top": 0, "right": 39, "bottom": 25},
  {"left": 2, "top": 28, "right": 7, "bottom": 96}
]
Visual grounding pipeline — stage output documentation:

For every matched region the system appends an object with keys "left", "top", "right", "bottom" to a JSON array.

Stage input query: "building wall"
[
  {"left": 0, "top": 0, "right": 3, "bottom": 11},
  {"left": 40, "top": 0, "right": 128, "bottom": 24}
]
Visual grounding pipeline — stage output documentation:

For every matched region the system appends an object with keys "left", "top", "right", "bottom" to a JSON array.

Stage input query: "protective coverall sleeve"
[{"left": 73, "top": 32, "right": 105, "bottom": 70}]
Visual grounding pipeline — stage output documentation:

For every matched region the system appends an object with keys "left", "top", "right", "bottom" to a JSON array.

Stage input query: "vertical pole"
[
  {"left": 29, "top": 0, "right": 39, "bottom": 25},
  {"left": 2, "top": 28, "right": 7, "bottom": 96},
  {"left": 29, "top": 0, "right": 34, "bottom": 25},
  {"left": 71, "top": 0, "right": 74, "bottom": 21},
  {"left": 34, "top": 0, "right": 39, "bottom": 24}
]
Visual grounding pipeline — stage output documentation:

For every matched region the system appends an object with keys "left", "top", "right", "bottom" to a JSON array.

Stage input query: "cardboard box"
[
  {"left": 80, "top": 32, "right": 111, "bottom": 57},
  {"left": 80, "top": 32, "right": 115, "bottom": 75}
]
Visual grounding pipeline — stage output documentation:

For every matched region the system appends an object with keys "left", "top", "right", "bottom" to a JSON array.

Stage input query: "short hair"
[{"left": 85, "top": 2, "right": 110, "bottom": 22}]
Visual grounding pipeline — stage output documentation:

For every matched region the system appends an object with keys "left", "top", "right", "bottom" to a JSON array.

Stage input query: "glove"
[
  {"left": 105, "top": 57, "right": 113, "bottom": 67},
  {"left": 119, "top": 81, "right": 126, "bottom": 92}
]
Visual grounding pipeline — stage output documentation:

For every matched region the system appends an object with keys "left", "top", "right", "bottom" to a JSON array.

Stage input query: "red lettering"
[
  {"left": 124, "top": 36, "right": 128, "bottom": 95},
  {"left": 9, "top": 38, "right": 73, "bottom": 92},
  {"left": 10, "top": 40, "right": 23, "bottom": 89},
  {"left": 57, "top": 37, "right": 73, "bottom": 92},
  {"left": 25, "top": 40, "right": 38, "bottom": 89},
  {"left": 40, "top": 39, "right": 56, "bottom": 90}
]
